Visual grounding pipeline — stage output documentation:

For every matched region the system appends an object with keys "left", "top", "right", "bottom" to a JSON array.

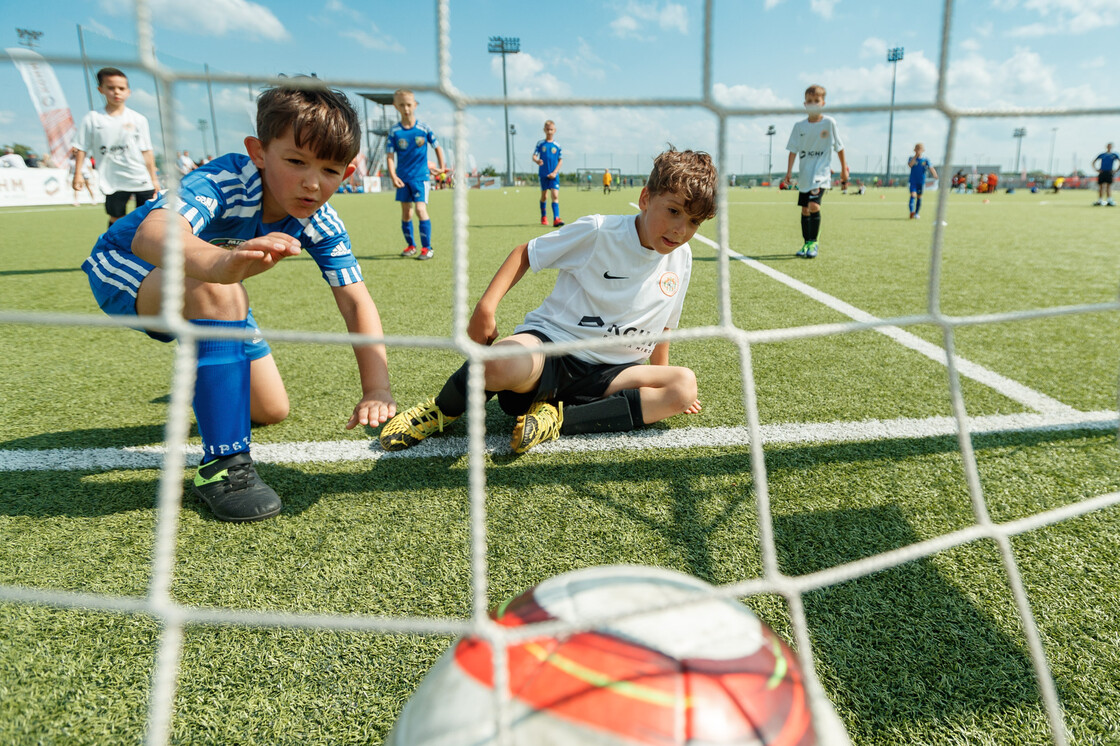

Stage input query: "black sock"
[
  {"left": 434, "top": 363, "right": 495, "bottom": 417},
  {"left": 800, "top": 214, "right": 811, "bottom": 241},
  {"left": 559, "top": 389, "right": 645, "bottom": 435},
  {"left": 807, "top": 212, "right": 821, "bottom": 240}
]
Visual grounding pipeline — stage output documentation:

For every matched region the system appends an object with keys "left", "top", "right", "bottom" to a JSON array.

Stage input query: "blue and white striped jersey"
[{"left": 84, "top": 152, "right": 363, "bottom": 298}]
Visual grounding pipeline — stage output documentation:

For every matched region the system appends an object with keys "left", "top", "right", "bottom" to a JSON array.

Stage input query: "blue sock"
[
  {"left": 915, "top": 197, "right": 922, "bottom": 214},
  {"left": 402, "top": 221, "right": 414, "bottom": 246},
  {"left": 540, "top": 201, "right": 546, "bottom": 218},
  {"left": 192, "top": 318, "right": 251, "bottom": 463},
  {"left": 552, "top": 201, "right": 560, "bottom": 220},
  {"left": 909, "top": 196, "right": 915, "bottom": 213},
  {"left": 419, "top": 219, "right": 432, "bottom": 249}
]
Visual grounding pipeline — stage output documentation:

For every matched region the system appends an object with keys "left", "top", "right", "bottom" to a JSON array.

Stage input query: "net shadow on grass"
[{"left": 775, "top": 506, "right": 1045, "bottom": 740}]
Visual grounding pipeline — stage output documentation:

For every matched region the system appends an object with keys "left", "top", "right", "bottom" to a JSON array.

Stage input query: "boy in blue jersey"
[
  {"left": 82, "top": 79, "right": 397, "bottom": 522},
  {"left": 533, "top": 120, "right": 564, "bottom": 227},
  {"left": 387, "top": 89, "right": 447, "bottom": 260},
  {"left": 907, "top": 143, "right": 938, "bottom": 219},
  {"left": 1092, "top": 143, "right": 1118, "bottom": 206}
]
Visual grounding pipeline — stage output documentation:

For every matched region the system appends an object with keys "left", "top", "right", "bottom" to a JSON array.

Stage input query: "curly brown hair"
[
  {"left": 646, "top": 148, "right": 718, "bottom": 221},
  {"left": 256, "top": 77, "right": 361, "bottom": 164}
]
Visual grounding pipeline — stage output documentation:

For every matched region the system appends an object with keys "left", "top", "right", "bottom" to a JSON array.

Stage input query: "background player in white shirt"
[
  {"left": 380, "top": 149, "right": 718, "bottom": 454},
  {"left": 784, "top": 84, "right": 848, "bottom": 259},
  {"left": 73, "top": 68, "right": 161, "bottom": 228}
]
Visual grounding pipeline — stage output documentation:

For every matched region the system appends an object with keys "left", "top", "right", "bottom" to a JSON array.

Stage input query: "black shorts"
[
  {"left": 1099, "top": 171, "right": 1114, "bottom": 185},
  {"left": 496, "top": 329, "right": 638, "bottom": 416},
  {"left": 797, "top": 188, "right": 823, "bottom": 207},
  {"left": 105, "top": 189, "right": 156, "bottom": 218}
]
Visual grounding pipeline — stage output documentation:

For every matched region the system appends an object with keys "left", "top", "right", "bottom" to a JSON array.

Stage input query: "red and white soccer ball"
[{"left": 386, "top": 565, "right": 819, "bottom": 745}]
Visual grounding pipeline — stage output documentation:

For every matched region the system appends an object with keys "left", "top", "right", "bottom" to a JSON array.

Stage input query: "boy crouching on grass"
[
  {"left": 379, "top": 148, "right": 716, "bottom": 454},
  {"left": 82, "top": 78, "right": 396, "bottom": 522}
]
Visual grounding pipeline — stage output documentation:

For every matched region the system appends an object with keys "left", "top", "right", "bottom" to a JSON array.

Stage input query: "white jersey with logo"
[
  {"left": 786, "top": 115, "right": 844, "bottom": 192},
  {"left": 77, "top": 107, "right": 154, "bottom": 194},
  {"left": 516, "top": 214, "right": 692, "bottom": 364}
]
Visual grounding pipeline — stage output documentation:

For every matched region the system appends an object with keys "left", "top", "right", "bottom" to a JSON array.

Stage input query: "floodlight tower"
[
  {"left": 766, "top": 125, "right": 776, "bottom": 185},
  {"left": 1013, "top": 127, "right": 1027, "bottom": 175},
  {"left": 197, "top": 119, "right": 210, "bottom": 159},
  {"left": 885, "top": 46, "right": 904, "bottom": 186},
  {"left": 488, "top": 36, "right": 520, "bottom": 187},
  {"left": 16, "top": 28, "right": 43, "bottom": 48}
]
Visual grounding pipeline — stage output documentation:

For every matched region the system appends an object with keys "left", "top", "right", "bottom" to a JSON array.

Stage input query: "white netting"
[{"left": 3, "top": 1, "right": 1120, "bottom": 744}]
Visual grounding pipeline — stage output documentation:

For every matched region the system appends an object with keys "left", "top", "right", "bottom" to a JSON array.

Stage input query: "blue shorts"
[
  {"left": 83, "top": 249, "right": 271, "bottom": 360},
  {"left": 909, "top": 180, "right": 925, "bottom": 194},
  {"left": 396, "top": 180, "right": 429, "bottom": 204},
  {"left": 539, "top": 175, "right": 559, "bottom": 191}
]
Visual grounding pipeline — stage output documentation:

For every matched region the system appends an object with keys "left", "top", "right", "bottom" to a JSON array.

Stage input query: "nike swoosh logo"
[{"left": 603, "top": 271, "right": 629, "bottom": 279}]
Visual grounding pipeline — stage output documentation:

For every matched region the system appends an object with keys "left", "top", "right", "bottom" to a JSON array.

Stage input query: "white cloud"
[
  {"left": 0, "top": 110, "right": 15, "bottom": 125},
  {"left": 324, "top": 0, "right": 405, "bottom": 52},
  {"left": 1007, "top": 0, "right": 1120, "bottom": 37},
  {"left": 492, "top": 52, "right": 571, "bottom": 98},
  {"left": 810, "top": 0, "right": 840, "bottom": 19},
  {"left": 712, "top": 83, "right": 790, "bottom": 109},
  {"left": 609, "top": 1, "right": 689, "bottom": 40},
  {"left": 555, "top": 38, "right": 609, "bottom": 81},
  {"left": 861, "top": 37, "right": 887, "bottom": 58},
  {"left": 118, "top": 0, "right": 292, "bottom": 41}
]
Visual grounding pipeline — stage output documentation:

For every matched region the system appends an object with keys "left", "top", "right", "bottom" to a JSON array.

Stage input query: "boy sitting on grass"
[
  {"left": 82, "top": 78, "right": 395, "bottom": 522},
  {"left": 379, "top": 148, "right": 716, "bottom": 454}
]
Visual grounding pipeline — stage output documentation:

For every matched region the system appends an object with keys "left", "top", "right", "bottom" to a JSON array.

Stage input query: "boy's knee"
[
  {"left": 666, "top": 367, "right": 698, "bottom": 410},
  {"left": 251, "top": 399, "right": 289, "bottom": 426}
]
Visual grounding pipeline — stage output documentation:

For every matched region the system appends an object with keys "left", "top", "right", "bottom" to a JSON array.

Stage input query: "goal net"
[{"left": 2, "top": 1, "right": 1119, "bottom": 745}]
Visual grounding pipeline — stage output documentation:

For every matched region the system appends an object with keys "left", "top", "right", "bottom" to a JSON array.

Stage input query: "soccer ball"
[{"left": 386, "top": 565, "right": 819, "bottom": 745}]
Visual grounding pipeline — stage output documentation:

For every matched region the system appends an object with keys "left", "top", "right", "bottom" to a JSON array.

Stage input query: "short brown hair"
[
  {"left": 97, "top": 67, "right": 127, "bottom": 86},
  {"left": 646, "top": 148, "right": 717, "bottom": 221},
  {"left": 805, "top": 84, "right": 826, "bottom": 99},
  {"left": 256, "top": 77, "right": 361, "bottom": 164}
]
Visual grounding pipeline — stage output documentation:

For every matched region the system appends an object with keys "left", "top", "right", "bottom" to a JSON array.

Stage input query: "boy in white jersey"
[
  {"left": 783, "top": 84, "right": 848, "bottom": 259},
  {"left": 81, "top": 79, "right": 396, "bottom": 522},
  {"left": 379, "top": 149, "right": 716, "bottom": 454},
  {"left": 73, "top": 68, "right": 161, "bottom": 228}
]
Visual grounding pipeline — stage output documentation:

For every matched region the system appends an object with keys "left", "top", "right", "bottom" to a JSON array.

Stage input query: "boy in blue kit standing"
[
  {"left": 1092, "top": 143, "right": 1118, "bottom": 206},
  {"left": 387, "top": 88, "right": 447, "bottom": 260},
  {"left": 379, "top": 149, "right": 716, "bottom": 454},
  {"left": 82, "top": 79, "right": 397, "bottom": 522},
  {"left": 907, "top": 143, "right": 938, "bottom": 219},
  {"left": 784, "top": 84, "right": 848, "bottom": 258},
  {"left": 533, "top": 120, "right": 564, "bottom": 226}
]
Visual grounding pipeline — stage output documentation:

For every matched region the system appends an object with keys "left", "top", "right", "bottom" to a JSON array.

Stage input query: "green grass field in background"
[{"left": 1, "top": 185, "right": 1118, "bottom": 744}]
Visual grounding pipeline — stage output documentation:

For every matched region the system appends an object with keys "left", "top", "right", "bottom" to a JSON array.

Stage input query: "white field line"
[
  {"left": 1, "top": 410, "right": 1115, "bottom": 471},
  {"left": 686, "top": 224, "right": 1079, "bottom": 416}
]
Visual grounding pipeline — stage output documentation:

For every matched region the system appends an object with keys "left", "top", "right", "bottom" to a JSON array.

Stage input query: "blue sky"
[{"left": 3, "top": 0, "right": 1119, "bottom": 177}]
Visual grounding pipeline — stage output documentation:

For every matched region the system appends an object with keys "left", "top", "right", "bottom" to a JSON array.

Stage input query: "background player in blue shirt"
[
  {"left": 1092, "top": 143, "right": 1118, "bottom": 206},
  {"left": 532, "top": 120, "right": 564, "bottom": 227},
  {"left": 82, "top": 79, "right": 397, "bottom": 522},
  {"left": 907, "top": 143, "right": 938, "bottom": 219},
  {"left": 386, "top": 89, "right": 446, "bottom": 260}
]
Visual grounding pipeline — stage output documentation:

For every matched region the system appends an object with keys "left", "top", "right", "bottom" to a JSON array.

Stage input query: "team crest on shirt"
[
  {"left": 549, "top": 146, "right": 557, "bottom": 154},
  {"left": 209, "top": 238, "right": 246, "bottom": 250},
  {"left": 820, "top": 129, "right": 828, "bottom": 138},
  {"left": 397, "top": 138, "right": 408, "bottom": 150},
  {"left": 415, "top": 136, "right": 426, "bottom": 147},
  {"left": 659, "top": 272, "right": 680, "bottom": 297}
]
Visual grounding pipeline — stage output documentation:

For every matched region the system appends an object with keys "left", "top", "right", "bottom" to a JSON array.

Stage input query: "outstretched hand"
[
  {"left": 346, "top": 388, "right": 397, "bottom": 430},
  {"left": 213, "top": 232, "right": 301, "bottom": 283}
]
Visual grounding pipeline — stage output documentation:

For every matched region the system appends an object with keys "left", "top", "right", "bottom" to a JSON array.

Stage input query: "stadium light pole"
[
  {"left": 509, "top": 123, "right": 517, "bottom": 181},
  {"left": 1013, "top": 127, "right": 1027, "bottom": 175},
  {"left": 1048, "top": 127, "right": 1057, "bottom": 177},
  {"left": 488, "top": 36, "right": 520, "bottom": 187},
  {"left": 766, "top": 125, "right": 776, "bottom": 185},
  {"left": 16, "top": 28, "right": 43, "bottom": 48},
  {"left": 197, "top": 119, "right": 209, "bottom": 159},
  {"left": 885, "top": 46, "right": 904, "bottom": 187}
]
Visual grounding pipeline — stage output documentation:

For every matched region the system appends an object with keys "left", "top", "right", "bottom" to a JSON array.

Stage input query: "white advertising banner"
[
  {"left": 6, "top": 48, "right": 78, "bottom": 169},
  {"left": 0, "top": 168, "right": 104, "bottom": 207}
]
